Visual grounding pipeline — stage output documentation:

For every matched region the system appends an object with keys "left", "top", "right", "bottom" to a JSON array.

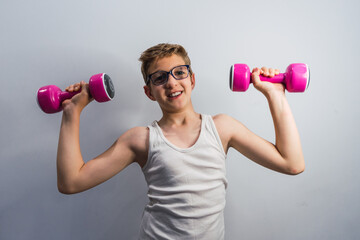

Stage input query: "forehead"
[{"left": 148, "top": 54, "right": 186, "bottom": 74}]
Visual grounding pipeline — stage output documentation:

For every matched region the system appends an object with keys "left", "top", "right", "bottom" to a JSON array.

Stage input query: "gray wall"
[{"left": 1, "top": 0, "right": 359, "bottom": 239}]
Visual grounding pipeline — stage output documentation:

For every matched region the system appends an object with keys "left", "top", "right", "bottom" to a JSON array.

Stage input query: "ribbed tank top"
[{"left": 139, "top": 114, "right": 228, "bottom": 240}]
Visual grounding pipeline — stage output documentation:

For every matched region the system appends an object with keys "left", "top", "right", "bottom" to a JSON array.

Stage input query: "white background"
[{"left": 1, "top": 0, "right": 359, "bottom": 239}]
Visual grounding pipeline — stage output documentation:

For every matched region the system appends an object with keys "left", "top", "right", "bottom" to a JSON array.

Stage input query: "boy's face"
[{"left": 144, "top": 54, "right": 195, "bottom": 113}]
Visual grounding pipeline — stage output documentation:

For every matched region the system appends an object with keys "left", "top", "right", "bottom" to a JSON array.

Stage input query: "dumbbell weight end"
[
  {"left": 283, "top": 63, "right": 310, "bottom": 92},
  {"left": 36, "top": 85, "right": 79, "bottom": 114}
]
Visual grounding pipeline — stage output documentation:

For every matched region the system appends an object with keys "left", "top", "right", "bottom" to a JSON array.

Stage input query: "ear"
[
  {"left": 190, "top": 73, "right": 195, "bottom": 90},
  {"left": 144, "top": 85, "right": 156, "bottom": 101}
]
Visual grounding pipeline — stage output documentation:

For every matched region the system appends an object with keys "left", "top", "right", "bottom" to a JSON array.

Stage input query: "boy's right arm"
[{"left": 57, "top": 81, "right": 148, "bottom": 194}]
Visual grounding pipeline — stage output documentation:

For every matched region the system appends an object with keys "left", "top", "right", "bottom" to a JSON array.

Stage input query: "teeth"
[{"left": 170, "top": 91, "right": 181, "bottom": 97}]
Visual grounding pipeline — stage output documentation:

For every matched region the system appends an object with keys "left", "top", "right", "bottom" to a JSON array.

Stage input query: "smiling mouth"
[{"left": 168, "top": 91, "right": 183, "bottom": 98}]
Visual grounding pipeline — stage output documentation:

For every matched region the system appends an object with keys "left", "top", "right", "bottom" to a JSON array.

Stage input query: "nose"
[{"left": 165, "top": 73, "right": 178, "bottom": 88}]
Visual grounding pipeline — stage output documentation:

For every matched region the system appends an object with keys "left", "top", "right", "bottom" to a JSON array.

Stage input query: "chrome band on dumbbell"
[{"left": 103, "top": 74, "right": 115, "bottom": 99}]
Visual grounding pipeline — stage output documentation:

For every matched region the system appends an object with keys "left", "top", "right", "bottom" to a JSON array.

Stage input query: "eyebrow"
[{"left": 149, "top": 63, "right": 186, "bottom": 75}]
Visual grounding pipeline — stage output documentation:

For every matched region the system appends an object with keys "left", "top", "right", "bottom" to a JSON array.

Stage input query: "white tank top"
[{"left": 139, "top": 114, "right": 228, "bottom": 240}]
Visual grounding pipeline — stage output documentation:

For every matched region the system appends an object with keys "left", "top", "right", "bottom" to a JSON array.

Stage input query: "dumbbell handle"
[
  {"left": 58, "top": 89, "right": 81, "bottom": 102},
  {"left": 37, "top": 86, "right": 83, "bottom": 104},
  {"left": 233, "top": 64, "right": 286, "bottom": 83},
  {"left": 256, "top": 73, "right": 285, "bottom": 83}
]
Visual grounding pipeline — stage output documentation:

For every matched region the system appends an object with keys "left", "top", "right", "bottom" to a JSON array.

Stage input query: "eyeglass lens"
[{"left": 150, "top": 65, "right": 189, "bottom": 85}]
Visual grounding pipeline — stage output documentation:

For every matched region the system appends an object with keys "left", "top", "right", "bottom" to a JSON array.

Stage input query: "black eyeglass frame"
[{"left": 146, "top": 65, "right": 190, "bottom": 86}]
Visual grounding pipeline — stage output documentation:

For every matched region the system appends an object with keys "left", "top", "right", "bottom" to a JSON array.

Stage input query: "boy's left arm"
[{"left": 214, "top": 67, "right": 305, "bottom": 175}]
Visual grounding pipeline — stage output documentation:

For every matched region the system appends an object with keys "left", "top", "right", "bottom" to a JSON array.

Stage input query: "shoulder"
[
  {"left": 122, "top": 126, "right": 149, "bottom": 139},
  {"left": 212, "top": 113, "right": 232, "bottom": 123},
  {"left": 212, "top": 113, "right": 239, "bottom": 130},
  {"left": 120, "top": 126, "right": 149, "bottom": 149},
  {"left": 212, "top": 113, "right": 239, "bottom": 132},
  {"left": 117, "top": 126, "right": 149, "bottom": 165},
  {"left": 211, "top": 114, "right": 242, "bottom": 151},
  {"left": 212, "top": 113, "right": 248, "bottom": 140}
]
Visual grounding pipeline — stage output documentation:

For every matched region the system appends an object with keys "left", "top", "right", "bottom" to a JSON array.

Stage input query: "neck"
[{"left": 159, "top": 107, "right": 200, "bottom": 127}]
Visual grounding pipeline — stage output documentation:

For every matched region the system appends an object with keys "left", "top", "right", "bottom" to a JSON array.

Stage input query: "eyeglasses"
[{"left": 146, "top": 65, "right": 190, "bottom": 86}]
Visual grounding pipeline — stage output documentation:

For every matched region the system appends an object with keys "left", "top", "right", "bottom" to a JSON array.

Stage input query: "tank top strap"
[
  {"left": 143, "top": 121, "right": 160, "bottom": 171},
  {"left": 202, "top": 114, "right": 227, "bottom": 157}
]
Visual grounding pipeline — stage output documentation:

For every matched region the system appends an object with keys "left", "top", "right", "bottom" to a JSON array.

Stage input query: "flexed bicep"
[
  {"left": 58, "top": 127, "right": 148, "bottom": 194},
  {"left": 214, "top": 114, "right": 299, "bottom": 175}
]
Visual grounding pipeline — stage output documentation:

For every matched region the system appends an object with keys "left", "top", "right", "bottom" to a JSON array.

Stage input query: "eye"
[
  {"left": 174, "top": 70, "right": 185, "bottom": 76},
  {"left": 173, "top": 66, "right": 188, "bottom": 78},
  {"left": 151, "top": 72, "right": 167, "bottom": 85}
]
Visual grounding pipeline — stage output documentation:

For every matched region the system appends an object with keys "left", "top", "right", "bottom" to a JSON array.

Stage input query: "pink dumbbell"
[
  {"left": 229, "top": 63, "right": 310, "bottom": 92},
  {"left": 37, "top": 73, "right": 115, "bottom": 113}
]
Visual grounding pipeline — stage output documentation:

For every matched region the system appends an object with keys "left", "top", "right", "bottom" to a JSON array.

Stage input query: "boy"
[{"left": 57, "top": 43, "right": 304, "bottom": 239}]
